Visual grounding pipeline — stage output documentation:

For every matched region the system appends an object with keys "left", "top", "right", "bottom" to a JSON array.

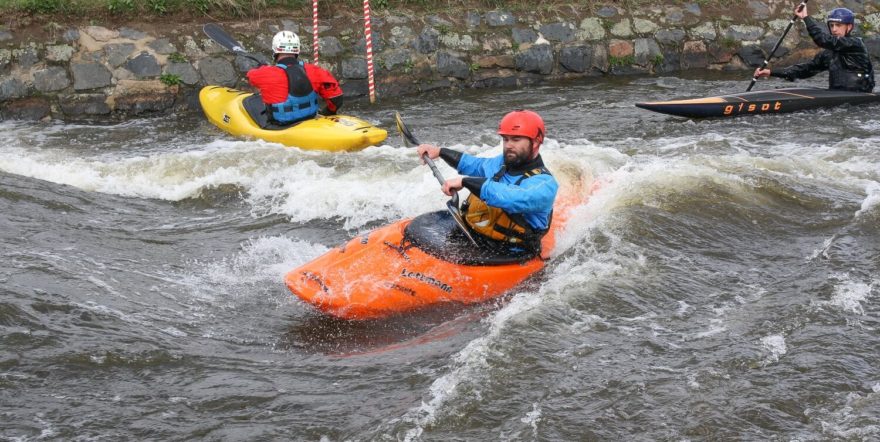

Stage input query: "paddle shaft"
[
  {"left": 746, "top": 0, "right": 808, "bottom": 92},
  {"left": 421, "top": 155, "right": 450, "bottom": 187},
  {"left": 395, "top": 112, "right": 478, "bottom": 246}
]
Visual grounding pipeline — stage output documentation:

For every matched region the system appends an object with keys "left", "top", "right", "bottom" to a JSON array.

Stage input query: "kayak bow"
[{"left": 636, "top": 87, "right": 880, "bottom": 118}]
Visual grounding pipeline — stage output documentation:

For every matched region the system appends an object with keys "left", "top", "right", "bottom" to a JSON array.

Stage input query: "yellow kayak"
[{"left": 199, "top": 86, "right": 388, "bottom": 151}]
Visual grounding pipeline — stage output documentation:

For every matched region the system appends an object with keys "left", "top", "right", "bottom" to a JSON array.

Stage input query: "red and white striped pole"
[
  {"left": 311, "top": 0, "right": 319, "bottom": 63},
  {"left": 363, "top": 0, "right": 376, "bottom": 103}
]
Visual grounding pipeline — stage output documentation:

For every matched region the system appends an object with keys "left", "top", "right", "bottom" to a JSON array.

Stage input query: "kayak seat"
[
  {"left": 242, "top": 94, "right": 299, "bottom": 130},
  {"left": 403, "top": 211, "right": 538, "bottom": 266}
]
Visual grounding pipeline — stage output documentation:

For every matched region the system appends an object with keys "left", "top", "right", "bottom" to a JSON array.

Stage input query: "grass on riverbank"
[
  {"left": 0, "top": 0, "right": 727, "bottom": 24},
  {"left": 1, "top": 0, "right": 484, "bottom": 17},
  {"left": 0, "top": 0, "right": 311, "bottom": 16}
]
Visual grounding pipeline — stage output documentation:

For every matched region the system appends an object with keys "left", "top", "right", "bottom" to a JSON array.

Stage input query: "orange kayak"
[{"left": 285, "top": 187, "right": 586, "bottom": 320}]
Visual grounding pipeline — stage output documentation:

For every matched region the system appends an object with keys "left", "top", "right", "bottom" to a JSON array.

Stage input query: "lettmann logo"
[
  {"left": 401, "top": 268, "right": 452, "bottom": 293},
  {"left": 301, "top": 271, "right": 329, "bottom": 293}
]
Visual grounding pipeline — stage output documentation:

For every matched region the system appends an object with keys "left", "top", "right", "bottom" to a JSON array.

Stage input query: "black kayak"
[{"left": 636, "top": 87, "right": 880, "bottom": 118}]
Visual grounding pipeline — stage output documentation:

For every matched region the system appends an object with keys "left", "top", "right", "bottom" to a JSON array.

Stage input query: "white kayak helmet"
[{"left": 272, "top": 31, "right": 300, "bottom": 55}]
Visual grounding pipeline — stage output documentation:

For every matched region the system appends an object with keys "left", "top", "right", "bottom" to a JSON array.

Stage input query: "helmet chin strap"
[
  {"left": 275, "top": 53, "right": 298, "bottom": 62},
  {"left": 530, "top": 139, "right": 541, "bottom": 159},
  {"left": 531, "top": 132, "right": 544, "bottom": 158}
]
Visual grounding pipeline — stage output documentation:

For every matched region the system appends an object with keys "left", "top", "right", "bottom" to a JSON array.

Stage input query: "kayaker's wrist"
[{"left": 439, "top": 148, "right": 462, "bottom": 168}]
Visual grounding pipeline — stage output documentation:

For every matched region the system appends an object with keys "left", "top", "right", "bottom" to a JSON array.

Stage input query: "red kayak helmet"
[{"left": 498, "top": 110, "right": 545, "bottom": 149}]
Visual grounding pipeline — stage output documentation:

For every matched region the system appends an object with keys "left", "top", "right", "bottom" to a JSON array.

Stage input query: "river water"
[{"left": 1, "top": 72, "right": 879, "bottom": 440}]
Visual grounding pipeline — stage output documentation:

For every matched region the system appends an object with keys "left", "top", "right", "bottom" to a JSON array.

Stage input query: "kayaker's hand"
[
  {"left": 416, "top": 144, "right": 441, "bottom": 164},
  {"left": 794, "top": 3, "right": 807, "bottom": 19},
  {"left": 442, "top": 177, "right": 464, "bottom": 196},
  {"left": 754, "top": 68, "right": 771, "bottom": 78}
]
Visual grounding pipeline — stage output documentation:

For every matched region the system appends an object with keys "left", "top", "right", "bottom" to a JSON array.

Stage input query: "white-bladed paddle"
[{"left": 395, "top": 112, "right": 478, "bottom": 246}]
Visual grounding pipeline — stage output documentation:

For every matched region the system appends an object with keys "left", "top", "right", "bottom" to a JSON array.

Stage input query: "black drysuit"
[{"left": 771, "top": 16, "right": 875, "bottom": 92}]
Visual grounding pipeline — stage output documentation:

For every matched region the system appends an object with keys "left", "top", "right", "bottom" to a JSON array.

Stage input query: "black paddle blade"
[
  {"left": 395, "top": 112, "right": 420, "bottom": 147},
  {"left": 203, "top": 23, "right": 245, "bottom": 52},
  {"left": 204, "top": 23, "right": 268, "bottom": 66}
]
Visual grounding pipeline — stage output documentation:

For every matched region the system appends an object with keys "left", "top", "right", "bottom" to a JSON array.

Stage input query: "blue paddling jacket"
[{"left": 440, "top": 149, "right": 558, "bottom": 232}]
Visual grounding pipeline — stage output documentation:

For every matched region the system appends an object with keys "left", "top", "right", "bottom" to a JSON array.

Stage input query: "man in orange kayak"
[
  {"left": 416, "top": 110, "right": 559, "bottom": 255},
  {"left": 753, "top": 6, "right": 875, "bottom": 92},
  {"left": 246, "top": 31, "right": 344, "bottom": 125}
]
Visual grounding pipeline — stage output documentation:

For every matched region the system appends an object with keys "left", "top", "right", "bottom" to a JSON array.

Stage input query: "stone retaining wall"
[{"left": 1, "top": 0, "right": 879, "bottom": 121}]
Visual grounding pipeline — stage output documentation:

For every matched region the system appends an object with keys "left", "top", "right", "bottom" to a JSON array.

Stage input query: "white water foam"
[
  {"left": 521, "top": 402, "right": 542, "bottom": 437},
  {"left": 856, "top": 181, "right": 880, "bottom": 219},
  {"left": 816, "top": 274, "right": 876, "bottom": 316},
  {"left": 0, "top": 130, "right": 503, "bottom": 227},
  {"left": 0, "top": 139, "right": 286, "bottom": 200},
  {"left": 244, "top": 148, "right": 453, "bottom": 229},
  {"left": 760, "top": 334, "right": 787, "bottom": 365},
  {"left": 817, "top": 391, "right": 880, "bottom": 439},
  {"left": 186, "top": 235, "right": 328, "bottom": 300}
]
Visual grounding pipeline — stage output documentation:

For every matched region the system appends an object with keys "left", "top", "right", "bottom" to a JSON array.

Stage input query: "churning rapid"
[{"left": 1, "top": 72, "right": 878, "bottom": 440}]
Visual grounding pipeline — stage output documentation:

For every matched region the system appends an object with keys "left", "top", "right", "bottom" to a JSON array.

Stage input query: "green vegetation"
[
  {"left": 1, "top": 0, "right": 308, "bottom": 19},
  {"left": 159, "top": 72, "right": 181, "bottom": 86},
  {"left": 106, "top": 0, "right": 134, "bottom": 14},
  {"left": 14, "top": 0, "right": 69, "bottom": 14},
  {"left": 651, "top": 53, "right": 664, "bottom": 66},
  {"left": 402, "top": 58, "right": 415, "bottom": 74},
  {"left": 146, "top": 0, "right": 167, "bottom": 13},
  {"left": 720, "top": 37, "right": 739, "bottom": 49},
  {"left": 168, "top": 52, "right": 187, "bottom": 63},
  {"left": 861, "top": 21, "right": 875, "bottom": 33},
  {"left": 609, "top": 54, "right": 635, "bottom": 67}
]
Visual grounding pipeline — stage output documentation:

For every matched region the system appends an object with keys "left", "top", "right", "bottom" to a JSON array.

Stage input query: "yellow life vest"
[{"left": 462, "top": 167, "right": 550, "bottom": 246}]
